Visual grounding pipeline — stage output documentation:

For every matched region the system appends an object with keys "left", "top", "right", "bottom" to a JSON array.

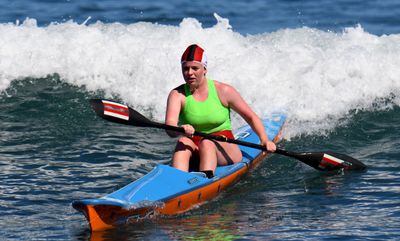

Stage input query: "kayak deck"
[{"left": 72, "top": 113, "right": 286, "bottom": 231}]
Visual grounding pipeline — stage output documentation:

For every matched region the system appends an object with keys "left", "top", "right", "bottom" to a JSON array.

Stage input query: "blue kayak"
[{"left": 72, "top": 113, "right": 286, "bottom": 231}]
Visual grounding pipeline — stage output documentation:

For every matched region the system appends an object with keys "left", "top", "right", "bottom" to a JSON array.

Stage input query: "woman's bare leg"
[
  {"left": 198, "top": 139, "right": 242, "bottom": 173},
  {"left": 171, "top": 136, "right": 198, "bottom": 172}
]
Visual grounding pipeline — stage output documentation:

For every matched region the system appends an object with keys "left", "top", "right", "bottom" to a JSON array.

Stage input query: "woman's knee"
[
  {"left": 177, "top": 136, "right": 193, "bottom": 144},
  {"left": 198, "top": 139, "right": 216, "bottom": 149},
  {"left": 175, "top": 136, "right": 196, "bottom": 152}
]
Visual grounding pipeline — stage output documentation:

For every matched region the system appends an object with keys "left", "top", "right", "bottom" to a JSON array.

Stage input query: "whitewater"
[{"left": 2, "top": 14, "right": 400, "bottom": 138}]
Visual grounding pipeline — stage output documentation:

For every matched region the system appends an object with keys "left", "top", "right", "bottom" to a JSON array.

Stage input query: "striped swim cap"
[{"left": 181, "top": 44, "right": 207, "bottom": 67}]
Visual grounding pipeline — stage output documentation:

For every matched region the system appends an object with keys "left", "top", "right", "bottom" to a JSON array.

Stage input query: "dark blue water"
[
  {"left": 1, "top": 1, "right": 400, "bottom": 240},
  {"left": 2, "top": 0, "right": 400, "bottom": 35}
]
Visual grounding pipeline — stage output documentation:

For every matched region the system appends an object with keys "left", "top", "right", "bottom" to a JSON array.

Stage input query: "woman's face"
[{"left": 182, "top": 61, "right": 207, "bottom": 90}]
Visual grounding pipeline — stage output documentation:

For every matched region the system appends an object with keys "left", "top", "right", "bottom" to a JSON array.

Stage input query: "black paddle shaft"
[{"left": 90, "top": 99, "right": 367, "bottom": 171}]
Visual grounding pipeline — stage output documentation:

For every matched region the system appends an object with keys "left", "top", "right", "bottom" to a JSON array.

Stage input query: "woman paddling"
[{"left": 165, "top": 44, "right": 276, "bottom": 178}]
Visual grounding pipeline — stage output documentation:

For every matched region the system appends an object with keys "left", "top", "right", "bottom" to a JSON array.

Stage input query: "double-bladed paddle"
[{"left": 90, "top": 99, "right": 367, "bottom": 171}]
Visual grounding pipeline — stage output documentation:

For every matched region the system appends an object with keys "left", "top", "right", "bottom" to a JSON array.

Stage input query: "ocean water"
[{"left": 1, "top": 0, "right": 400, "bottom": 240}]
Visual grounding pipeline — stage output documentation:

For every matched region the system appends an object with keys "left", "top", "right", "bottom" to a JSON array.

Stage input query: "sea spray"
[{"left": 1, "top": 15, "right": 400, "bottom": 138}]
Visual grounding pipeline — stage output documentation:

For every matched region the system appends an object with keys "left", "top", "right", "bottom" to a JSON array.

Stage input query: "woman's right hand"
[{"left": 181, "top": 124, "right": 195, "bottom": 137}]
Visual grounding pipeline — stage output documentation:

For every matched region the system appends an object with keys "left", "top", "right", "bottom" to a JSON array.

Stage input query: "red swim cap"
[{"left": 181, "top": 44, "right": 207, "bottom": 67}]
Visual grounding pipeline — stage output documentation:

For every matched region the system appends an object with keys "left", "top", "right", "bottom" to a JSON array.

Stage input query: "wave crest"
[{"left": 1, "top": 16, "right": 400, "bottom": 137}]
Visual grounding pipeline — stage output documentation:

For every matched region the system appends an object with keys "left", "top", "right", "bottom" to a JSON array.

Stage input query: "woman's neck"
[{"left": 191, "top": 78, "right": 209, "bottom": 101}]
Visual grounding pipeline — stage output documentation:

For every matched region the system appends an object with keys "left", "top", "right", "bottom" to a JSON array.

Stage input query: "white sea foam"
[{"left": 1, "top": 14, "right": 400, "bottom": 137}]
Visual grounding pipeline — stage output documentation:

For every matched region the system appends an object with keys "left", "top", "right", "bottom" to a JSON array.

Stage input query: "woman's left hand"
[
  {"left": 267, "top": 141, "right": 276, "bottom": 152},
  {"left": 262, "top": 140, "right": 276, "bottom": 153}
]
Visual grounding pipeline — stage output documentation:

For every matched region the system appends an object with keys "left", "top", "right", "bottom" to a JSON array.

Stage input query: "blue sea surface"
[
  {"left": 2, "top": 0, "right": 400, "bottom": 35},
  {"left": 1, "top": 0, "right": 400, "bottom": 240}
]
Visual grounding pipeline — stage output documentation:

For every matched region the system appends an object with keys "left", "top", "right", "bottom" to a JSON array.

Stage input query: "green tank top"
[{"left": 179, "top": 80, "right": 232, "bottom": 134}]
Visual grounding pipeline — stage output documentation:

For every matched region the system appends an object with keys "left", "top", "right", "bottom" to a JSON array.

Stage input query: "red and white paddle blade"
[{"left": 101, "top": 100, "right": 129, "bottom": 121}]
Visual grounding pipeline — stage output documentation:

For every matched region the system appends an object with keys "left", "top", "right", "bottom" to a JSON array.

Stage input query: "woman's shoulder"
[
  {"left": 213, "top": 80, "right": 237, "bottom": 95},
  {"left": 213, "top": 80, "right": 240, "bottom": 106},
  {"left": 168, "top": 84, "right": 187, "bottom": 105},
  {"left": 171, "top": 84, "right": 185, "bottom": 95}
]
